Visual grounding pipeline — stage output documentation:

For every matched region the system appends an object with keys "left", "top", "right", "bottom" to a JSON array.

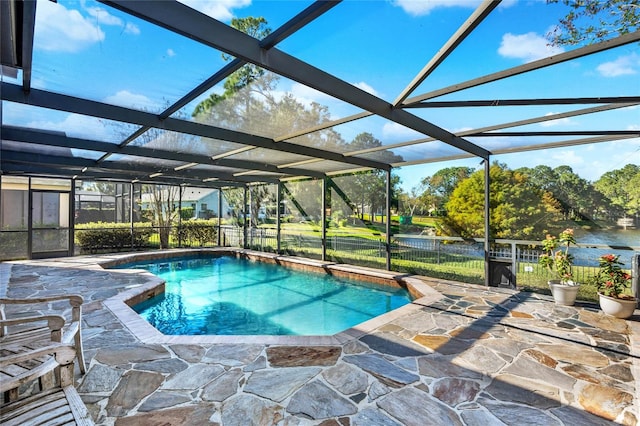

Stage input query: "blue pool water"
[{"left": 118, "top": 256, "right": 411, "bottom": 336}]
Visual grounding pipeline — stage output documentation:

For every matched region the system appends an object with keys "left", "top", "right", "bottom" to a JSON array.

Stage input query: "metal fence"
[
  {"left": 4, "top": 223, "right": 637, "bottom": 294},
  {"left": 391, "top": 234, "right": 639, "bottom": 288},
  {"left": 281, "top": 231, "right": 323, "bottom": 260}
]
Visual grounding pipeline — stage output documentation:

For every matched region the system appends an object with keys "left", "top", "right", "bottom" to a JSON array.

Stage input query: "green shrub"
[
  {"left": 0, "top": 231, "right": 28, "bottom": 260},
  {"left": 174, "top": 219, "right": 218, "bottom": 247},
  {"left": 180, "top": 207, "right": 194, "bottom": 220},
  {"left": 75, "top": 222, "right": 153, "bottom": 253}
]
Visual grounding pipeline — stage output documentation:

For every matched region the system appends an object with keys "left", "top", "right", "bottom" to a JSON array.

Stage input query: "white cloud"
[
  {"left": 353, "top": 81, "right": 380, "bottom": 97},
  {"left": 472, "top": 136, "right": 514, "bottom": 151},
  {"left": 288, "top": 80, "right": 380, "bottom": 116},
  {"left": 124, "top": 22, "right": 141, "bottom": 35},
  {"left": 596, "top": 53, "right": 640, "bottom": 77},
  {"left": 382, "top": 122, "right": 422, "bottom": 140},
  {"left": 550, "top": 149, "right": 585, "bottom": 167},
  {"left": 393, "top": 0, "right": 480, "bottom": 16},
  {"left": 452, "top": 126, "right": 474, "bottom": 134},
  {"left": 104, "top": 90, "right": 155, "bottom": 110},
  {"left": 498, "top": 0, "right": 518, "bottom": 9},
  {"left": 498, "top": 32, "right": 564, "bottom": 63},
  {"left": 290, "top": 83, "right": 335, "bottom": 105},
  {"left": 85, "top": 6, "right": 122, "bottom": 26},
  {"left": 167, "top": 49, "right": 176, "bottom": 57},
  {"left": 85, "top": 6, "right": 140, "bottom": 35},
  {"left": 627, "top": 124, "right": 640, "bottom": 131},
  {"left": 26, "top": 114, "right": 110, "bottom": 141},
  {"left": 35, "top": 1, "right": 105, "bottom": 52},
  {"left": 85, "top": 7, "right": 140, "bottom": 35},
  {"left": 539, "top": 112, "right": 575, "bottom": 128},
  {"left": 178, "top": 0, "right": 251, "bottom": 21}
]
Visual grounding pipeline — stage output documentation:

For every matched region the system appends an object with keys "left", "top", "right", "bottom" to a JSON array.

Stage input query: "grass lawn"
[{"left": 273, "top": 215, "right": 442, "bottom": 239}]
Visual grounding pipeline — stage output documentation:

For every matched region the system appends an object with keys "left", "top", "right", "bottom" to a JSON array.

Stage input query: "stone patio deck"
[{"left": 1, "top": 250, "right": 638, "bottom": 425}]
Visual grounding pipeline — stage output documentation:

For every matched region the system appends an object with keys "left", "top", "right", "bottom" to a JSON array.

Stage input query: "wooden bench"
[
  {"left": 0, "top": 343, "right": 94, "bottom": 425},
  {"left": 1, "top": 295, "right": 86, "bottom": 374}
]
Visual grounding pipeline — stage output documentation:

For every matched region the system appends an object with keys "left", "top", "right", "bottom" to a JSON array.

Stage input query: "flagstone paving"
[{"left": 1, "top": 251, "right": 638, "bottom": 425}]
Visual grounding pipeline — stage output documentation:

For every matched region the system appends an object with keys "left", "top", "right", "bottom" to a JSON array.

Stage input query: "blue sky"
[{"left": 3, "top": 0, "right": 639, "bottom": 191}]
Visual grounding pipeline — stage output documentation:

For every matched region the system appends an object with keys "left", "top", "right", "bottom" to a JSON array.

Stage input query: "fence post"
[
  {"left": 243, "top": 187, "right": 248, "bottom": 249},
  {"left": 633, "top": 253, "right": 639, "bottom": 300},
  {"left": 129, "top": 182, "right": 134, "bottom": 251},
  {"left": 511, "top": 241, "right": 518, "bottom": 287},
  {"left": 436, "top": 239, "right": 441, "bottom": 264}
]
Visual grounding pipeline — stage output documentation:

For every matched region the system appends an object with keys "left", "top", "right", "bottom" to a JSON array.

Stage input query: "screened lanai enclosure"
[{"left": 1, "top": 0, "right": 639, "bottom": 294}]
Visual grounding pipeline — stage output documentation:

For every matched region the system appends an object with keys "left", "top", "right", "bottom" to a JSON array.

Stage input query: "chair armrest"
[
  {"left": 0, "top": 315, "right": 65, "bottom": 342},
  {"left": 0, "top": 295, "right": 84, "bottom": 307},
  {"left": 61, "top": 320, "right": 80, "bottom": 343},
  {"left": 0, "top": 314, "right": 66, "bottom": 332},
  {"left": 0, "top": 343, "right": 78, "bottom": 391},
  {"left": 1, "top": 295, "right": 84, "bottom": 323},
  {"left": 0, "top": 343, "right": 76, "bottom": 368}
]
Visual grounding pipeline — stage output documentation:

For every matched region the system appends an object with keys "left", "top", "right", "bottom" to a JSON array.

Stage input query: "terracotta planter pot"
[
  {"left": 548, "top": 280, "right": 580, "bottom": 306},
  {"left": 599, "top": 293, "right": 637, "bottom": 319}
]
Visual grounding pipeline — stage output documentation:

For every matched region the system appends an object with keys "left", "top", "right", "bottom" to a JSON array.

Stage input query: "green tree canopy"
[
  {"left": 192, "top": 17, "right": 271, "bottom": 118},
  {"left": 517, "top": 165, "right": 599, "bottom": 221},
  {"left": 594, "top": 164, "right": 640, "bottom": 219},
  {"left": 441, "top": 162, "right": 551, "bottom": 239},
  {"left": 397, "top": 186, "right": 422, "bottom": 216},
  {"left": 547, "top": 0, "right": 639, "bottom": 46},
  {"left": 417, "top": 166, "right": 473, "bottom": 215},
  {"left": 192, "top": 17, "right": 345, "bottom": 149}
]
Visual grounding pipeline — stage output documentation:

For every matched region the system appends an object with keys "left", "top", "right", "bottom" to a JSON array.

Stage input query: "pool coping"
[{"left": 100, "top": 248, "right": 443, "bottom": 346}]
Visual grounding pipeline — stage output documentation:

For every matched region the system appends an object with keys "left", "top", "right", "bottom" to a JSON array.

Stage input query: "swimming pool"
[{"left": 119, "top": 255, "right": 412, "bottom": 336}]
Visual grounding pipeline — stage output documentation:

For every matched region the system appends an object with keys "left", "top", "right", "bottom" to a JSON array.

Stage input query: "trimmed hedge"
[
  {"left": 180, "top": 207, "right": 194, "bottom": 220},
  {"left": 173, "top": 219, "right": 218, "bottom": 247},
  {"left": 0, "top": 231, "right": 28, "bottom": 260},
  {"left": 75, "top": 222, "right": 153, "bottom": 253}
]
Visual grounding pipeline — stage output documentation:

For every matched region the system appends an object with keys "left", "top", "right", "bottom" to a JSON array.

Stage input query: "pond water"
[
  {"left": 396, "top": 228, "right": 639, "bottom": 267},
  {"left": 571, "top": 229, "right": 639, "bottom": 266},
  {"left": 574, "top": 228, "right": 640, "bottom": 247}
]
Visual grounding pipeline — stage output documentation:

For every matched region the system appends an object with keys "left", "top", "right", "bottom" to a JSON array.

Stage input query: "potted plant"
[
  {"left": 594, "top": 254, "right": 636, "bottom": 319},
  {"left": 539, "top": 228, "right": 580, "bottom": 305}
]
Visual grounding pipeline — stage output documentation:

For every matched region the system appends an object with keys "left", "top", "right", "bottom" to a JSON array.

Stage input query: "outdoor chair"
[
  {"left": 0, "top": 295, "right": 86, "bottom": 374},
  {"left": 0, "top": 342, "right": 94, "bottom": 425}
]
